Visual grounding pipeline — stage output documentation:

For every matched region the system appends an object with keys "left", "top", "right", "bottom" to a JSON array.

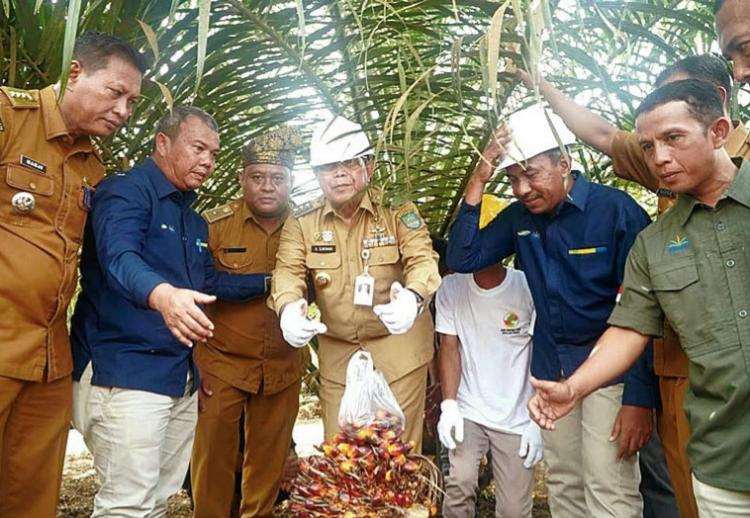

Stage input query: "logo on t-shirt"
[{"left": 501, "top": 311, "right": 522, "bottom": 335}]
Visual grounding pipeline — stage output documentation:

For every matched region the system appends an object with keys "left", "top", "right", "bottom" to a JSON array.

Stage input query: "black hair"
[
  {"left": 154, "top": 106, "right": 218, "bottom": 147},
  {"left": 73, "top": 32, "right": 149, "bottom": 75},
  {"left": 635, "top": 79, "right": 724, "bottom": 129},
  {"left": 655, "top": 54, "right": 731, "bottom": 99}
]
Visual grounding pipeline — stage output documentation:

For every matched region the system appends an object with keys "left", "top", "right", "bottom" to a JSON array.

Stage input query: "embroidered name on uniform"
[
  {"left": 223, "top": 247, "right": 246, "bottom": 253},
  {"left": 20, "top": 155, "right": 46, "bottom": 173},
  {"left": 667, "top": 235, "right": 689, "bottom": 255},
  {"left": 568, "top": 246, "right": 607, "bottom": 255},
  {"left": 312, "top": 245, "right": 336, "bottom": 253}
]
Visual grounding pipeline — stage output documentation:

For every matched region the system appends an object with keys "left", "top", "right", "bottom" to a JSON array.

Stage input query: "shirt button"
[
  {"left": 29, "top": 182, "right": 37, "bottom": 190},
  {"left": 717, "top": 223, "right": 726, "bottom": 231},
  {"left": 726, "top": 259, "right": 736, "bottom": 268},
  {"left": 739, "top": 310, "right": 748, "bottom": 318}
]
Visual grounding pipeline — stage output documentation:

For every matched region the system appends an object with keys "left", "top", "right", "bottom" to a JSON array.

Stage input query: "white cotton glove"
[
  {"left": 373, "top": 282, "right": 418, "bottom": 335},
  {"left": 279, "top": 299, "right": 327, "bottom": 348},
  {"left": 437, "top": 399, "right": 464, "bottom": 450},
  {"left": 519, "top": 420, "right": 544, "bottom": 468}
]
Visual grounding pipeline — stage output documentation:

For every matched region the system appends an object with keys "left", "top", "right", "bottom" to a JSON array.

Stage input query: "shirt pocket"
[
  {"left": 216, "top": 249, "right": 254, "bottom": 272},
  {"left": 367, "top": 245, "right": 402, "bottom": 305},
  {"left": 305, "top": 251, "right": 342, "bottom": 270},
  {"left": 651, "top": 259, "right": 714, "bottom": 357},
  {"left": 3, "top": 163, "right": 55, "bottom": 227},
  {"left": 566, "top": 244, "right": 612, "bottom": 281}
]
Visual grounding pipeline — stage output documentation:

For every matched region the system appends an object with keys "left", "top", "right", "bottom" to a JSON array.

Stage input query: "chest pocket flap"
[
  {"left": 6, "top": 163, "right": 53, "bottom": 196},
  {"left": 368, "top": 245, "right": 399, "bottom": 266},
  {"left": 306, "top": 251, "right": 341, "bottom": 269},
  {"left": 651, "top": 261, "right": 699, "bottom": 291},
  {"left": 217, "top": 250, "right": 254, "bottom": 270}
]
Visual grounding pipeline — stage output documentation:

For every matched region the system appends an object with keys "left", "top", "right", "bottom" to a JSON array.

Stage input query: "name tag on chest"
[{"left": 312, "top": 245, "right": 336, "bottom": 253}]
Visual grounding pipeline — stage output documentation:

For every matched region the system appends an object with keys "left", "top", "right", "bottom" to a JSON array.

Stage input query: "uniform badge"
[
  {"left": 195, "top": 238, "right": 209, "bottom": 253},
  {"left": 20, "top": 155, "right": 46, "bottom": 174},
  {"left": 315, "top": 271, "right": 332, "bottom": 288},
  {"left": 501, "top": 311, "right": 521, "bottom": 335},
  {"left": 11, "top": 191, "right": 35, "bottom": 214},
  {"left": 667, "top": 234, "right": 689, "bottom": 255},
  {"left": 322, "top": 230, "right": 334, "bottom": 242},
  {"left": 399, "top": 209, "right": 422, "bottom": 230},
  {"left": 223, "top": 247, "right": 247, "bottom": 253}
]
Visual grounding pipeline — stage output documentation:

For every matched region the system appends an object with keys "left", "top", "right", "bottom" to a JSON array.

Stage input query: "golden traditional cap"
[{"left": 242, "top": 126, "right": 303, "bottom": 169}]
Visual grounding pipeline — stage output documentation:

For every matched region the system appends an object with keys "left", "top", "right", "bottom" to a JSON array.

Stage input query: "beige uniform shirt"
[
  {"left": 611, "top": 122, "right": 750, "bottom": 377},
  {"left": 271, "top": 189, "right": 440, "bottom": 384},
  {"left": 196, "top": 200, "right": 306, "bottom": 394},
  {"left": 0, "top": 85, "right": 104, "bottom": 382}
]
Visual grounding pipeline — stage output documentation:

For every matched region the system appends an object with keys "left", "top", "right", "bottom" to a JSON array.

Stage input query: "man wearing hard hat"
[
  {"left": 271, "top": 116, "right": 440, "bottom": 448},
  {"left": 447, "top": 105, "right": 657, "bottom": 517}
]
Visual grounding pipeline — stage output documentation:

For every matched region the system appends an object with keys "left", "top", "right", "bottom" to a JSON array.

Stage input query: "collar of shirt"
[
  {"left": 241, "top": 200, "right": 289, "bottom": 234},
  {"left": 726, "top": 120, "right": 750, "bottom": 155},
  {"left": 142, "top": 157, "right": 197, "bottom": 206},
  {"left": 545, "top": 170, "right": 589, "bottom": 219},
  {"left": 321, "top": 188, "right": 377, "bottom": 218},
  {"left": 39, "top": 85, "right": 94, "bottom": 153},
  {"left": 670, "top": 158, "right": 750, "bottom": 226}
]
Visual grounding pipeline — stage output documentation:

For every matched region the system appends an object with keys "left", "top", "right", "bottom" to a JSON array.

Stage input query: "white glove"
[
  {"left": 437, "top": 399, "right": 464, "bottom": 450},
  {"left": 279, "top": 299, "right": 327, "bottom": 348},
  {"left": 373, "top": 282, "right": 418, "bottom": 335},
  {"left": 519, "top": 420, "right": 544, "bottom": 468}
]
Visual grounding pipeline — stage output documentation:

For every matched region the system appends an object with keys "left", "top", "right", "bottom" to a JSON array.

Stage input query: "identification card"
[{"left": 353, "top": 273, "right": 375, "bottom": 306}]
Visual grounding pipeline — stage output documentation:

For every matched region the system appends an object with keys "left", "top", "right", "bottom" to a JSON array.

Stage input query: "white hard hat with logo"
[
  {"left": 309, "top": 116, "right": 374, "bottom": 167},
  {"left": 496, "top": 104, "right": 577, "bottom": 170}
]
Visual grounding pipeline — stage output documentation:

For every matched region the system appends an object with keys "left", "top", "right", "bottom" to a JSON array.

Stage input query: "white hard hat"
[
  {"left": 309, "top": 116, "right": 373, "bottom": 167},
  {"left": 497, "top": 104, "right": 577, "bottom": 170}
]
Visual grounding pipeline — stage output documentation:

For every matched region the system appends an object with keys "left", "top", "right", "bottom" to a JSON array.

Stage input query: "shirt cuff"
[
  {"left": 607, "top": 305, "right": 664, "bottom": 338},
  {"left": 272, "top": 292, "right": 301, "bottom": 316},
  {"left": 134, "top": 273, "right": 168, "bottom": 309}
]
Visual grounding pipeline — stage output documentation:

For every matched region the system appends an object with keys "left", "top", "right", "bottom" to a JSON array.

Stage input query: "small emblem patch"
[
  {"left": 501, "top": 311, "right": 522, "bottom": 335},
  {"left": 399, "top": 209, "right": 422, "bottom": 229},
  {"left": 20, "top": 155, "right": 46, "bottom": 173},
  {"left": 667, "top": 234, "right": 689, "bottom": 255}
]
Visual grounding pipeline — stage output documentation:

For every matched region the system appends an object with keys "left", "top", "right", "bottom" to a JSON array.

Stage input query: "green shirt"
[{"left": 608, "top": 158, "right": 750, "bottom": 492}]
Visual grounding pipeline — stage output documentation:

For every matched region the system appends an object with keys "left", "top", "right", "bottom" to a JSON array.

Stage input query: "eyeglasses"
[
  {"left": 245, "top": 173, "right": 289, "bottom": 187},
  {"left": 313, "top": 157, "right": 366, "bottom": 177}
]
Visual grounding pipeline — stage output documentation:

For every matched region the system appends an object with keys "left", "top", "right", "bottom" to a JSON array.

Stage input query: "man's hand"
[
  {"left": 148, "top": 283, "right": 216, "bottom": 347},
  {"left": 464, "top": 126, "right": 512, "bottom": 205},
  {"left": 436, "top": 399, "right": 464, "bottom": 449},
  {"left": 373, "top": 282, "right": 418, "bottom": 335},
  {"left": 198, "top": 374, "right": 214, "bottom": 413},
  {"left": 610, "top": 405, "right": 653, "bottom": 459},
  {"left": 515, "top": 68, "right": 538, "bottom": 89},
  {"left": 280, "top": 299, "right": 327, "bottom": 348},
  {"left": 519, "top": 421, "right": 544, "bottom": 469},
  {"left": 528, "top": 376, "right": 579, "bottom": 430}
]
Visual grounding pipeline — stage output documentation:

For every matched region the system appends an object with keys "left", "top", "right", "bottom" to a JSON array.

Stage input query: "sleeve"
[
  {"left": 270, "top": 215, "right": 308, "bottom": 314},
  {"left": 611, "top": 130, "right": 660, "bottom": 192},
  {"left": 615, "top": 197, "right": 652, "bottom": 285},
  {"left": 622, "top": 342, "right": 659, "bottom": 409},
  {"left": 202, "top": 240, "right": 266, "bottom": 302},
  {"left": 396, "top": 203, "right": 441, "bottom": 300},
  {"left": 608, "top": 235, "right": 665, "bottom": 337},
  {"left": 446, "top": 199, "right": 518, "bottom": 273},
  {"left": 92, "top": 180, "right": 168, "bottom": 308},
  {"left": 434, "top": 277, "right": 457, "bottom": 336}
]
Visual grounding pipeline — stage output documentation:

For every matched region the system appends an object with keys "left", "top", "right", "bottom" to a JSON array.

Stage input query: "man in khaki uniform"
[
  {"left": 518, "top": 54, "right": 750, "bottom": 518},
  {"left": 191, "top": 127, "right": 306, "bottom": 518},
  {"left": 0, "top": 33, "right": 144, "bottom": 517},
  {"left": 271, "top": 116, "right": 440, "bottom": 449}
]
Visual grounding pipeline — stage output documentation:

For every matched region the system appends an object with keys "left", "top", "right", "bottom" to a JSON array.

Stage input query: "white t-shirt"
[{"left": 435, "top": 268, "right": 535, "bottom": 434}]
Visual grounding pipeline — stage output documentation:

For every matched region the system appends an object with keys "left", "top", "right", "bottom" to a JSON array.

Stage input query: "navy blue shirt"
[
  {"left": 447, "top": 172, "right": 657, "bottom": 408},
  {"left": 71, "top": 158, "right": 266, "bottom": 397}
]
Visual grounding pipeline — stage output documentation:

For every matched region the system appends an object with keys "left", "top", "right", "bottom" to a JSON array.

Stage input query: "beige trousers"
[
  {"left": 542, "top": 383, "right": 642, "bottom": 518},
  {"left": 319, "top": 364, "right": 428, "bottom": 451},
  {"left": 442, "top": 419, "right": 533, "bottom": 518},
  {"left": 692, "top": 474, "right": 750, "bottom": 517}
]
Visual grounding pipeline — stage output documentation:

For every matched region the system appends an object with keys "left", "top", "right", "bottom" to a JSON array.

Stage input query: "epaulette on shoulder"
[
  {"left": 0, "top": 87, "right": 39, "bottom": 108},
  {"left": 203, "top": 202, "right": 236, "bottom": 224},
  {"left": 292, "top": 196, "right": 325, "bottom": 218}
]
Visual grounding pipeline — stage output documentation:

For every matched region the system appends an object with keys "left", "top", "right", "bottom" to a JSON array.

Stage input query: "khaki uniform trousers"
[
  {"left": 542, "top": 384, "right": 642, "bottom": 518},
  {"left": 191, "top": 375, "right": 300, "bottom": 518},
  {"left": 320, "top": 364, "right": 428, "bottom": 451},
  {"left": 0, "top": 374, "right": 71, "bottom": 518},
  {"left": 657, "top": 376, "right": 698, "bottom": 518}
]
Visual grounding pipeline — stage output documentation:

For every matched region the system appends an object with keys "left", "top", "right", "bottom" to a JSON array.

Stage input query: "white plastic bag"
[{"left": 337, "top": 351, "right": 406, "bottom": 434}]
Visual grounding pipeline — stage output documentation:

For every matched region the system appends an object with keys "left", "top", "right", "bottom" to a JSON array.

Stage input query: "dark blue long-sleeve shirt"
[
  {"left": 447, "top": 172, "right": 657, "bottom": 408},
  {"left": 71, "top": 157, "right": 266, "bottom": 397}
]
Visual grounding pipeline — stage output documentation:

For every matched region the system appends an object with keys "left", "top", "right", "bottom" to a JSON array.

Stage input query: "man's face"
[
  {"left": 157, "top": 116, "right": 220, "bottom": 191},
  {"left": 239, "top": 163, "right": 291, "bottom": 219},
  {"left": 314, "top": 157, "right": 372, "bottom": 207},
  {"left": 506, "top": 152, "right": 569, "bottom": 215},
  {"left": 63, "top": 56, "right": 142, "bottom": 138},
  {"left": 636, "top": 101, "right": 726, "bottom": 195},
  {"left": 717, "top": 0, "right": 750, "bottom": 83}
]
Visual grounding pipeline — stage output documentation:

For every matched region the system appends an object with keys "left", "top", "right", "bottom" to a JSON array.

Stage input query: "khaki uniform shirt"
[
  {"left": 609, "top": 159, "right": 750, "bottom": 491},
  {"left": 611, "top": 122, "right": 750, "bottom": 377},
  {"left": 195, "top": 200, "right": 306, "bottom": 394},
  {"left": 271, "top": 190, "right": 440, "bottom": 384},
  {"left": 0, "top": 86, "right": 104, "bottom": 382}
]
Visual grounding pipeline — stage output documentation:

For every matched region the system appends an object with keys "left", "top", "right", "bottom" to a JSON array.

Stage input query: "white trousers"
[
  {"left": 542, "top": 383, "right": 643, "bottom": 518},
  {"left": 692, "top": 474, "right": 750, "bottom": 517},
  {"left": 73, "top": 364, "right": 198, "bottom": 518}
]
